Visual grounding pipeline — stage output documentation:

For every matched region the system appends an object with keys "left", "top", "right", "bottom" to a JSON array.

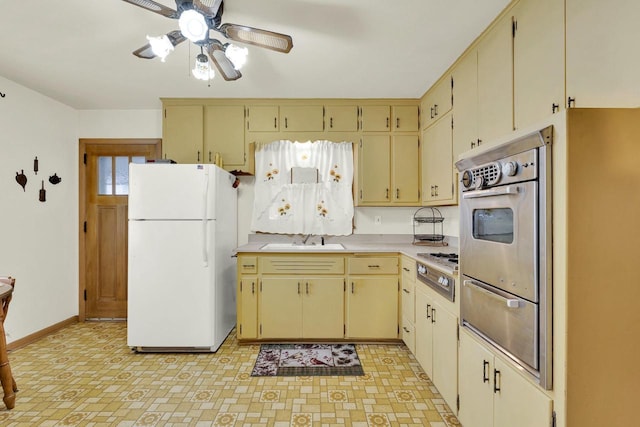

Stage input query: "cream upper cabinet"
[
  {"left": 421, "top": 76, "right": 453, "bottom": 130},
  {"left": 422, "top": 112, "right": 455, "bottom": 205},
  {"left": 452, "top": 49, "right": 479, "bottom": 161},
  {"left": 477, "top": 12, "right": 513, "bottom": 146},
  {"left": 325, "top": 105, "right": 359, "bottom": 132},
  {"left": 458, "top": 330, "right": 553, "bottom": 427},
  {"left": 204, "top": 105, "right": 245, "bottom": 166},
  {"left": 280, "top": 105, "right": 324, "bottom": 132},
  {"left": 246, "top": 105, "right": 279, "bottom": 132},
  {"left": 162, "top": 105, "right": 204, "bottom": 163},
  {"left": 391, "top": 135, "right": 421, "bottom": 204},
  {"left": 566, "top": 0, "right": 640, "bottom": 107},
  {"left": 392, "top": 105, "right": 420, "bottom": 132},
  {"left": 512, "top": 0, "right": 564, "bottom": 130},
  {"left": 357, "top": 135, "right": 421, "bottom": 206},
  {"left": 357, "top": 135, "right": 391, "bottom": 204},
  {"left": 361, "top": 105, "right": 391, "bottom": 132}
]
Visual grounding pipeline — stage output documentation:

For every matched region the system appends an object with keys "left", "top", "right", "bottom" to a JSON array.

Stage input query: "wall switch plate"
[{"left": 374, "top": 215, "right": 382, "bottom": 225}]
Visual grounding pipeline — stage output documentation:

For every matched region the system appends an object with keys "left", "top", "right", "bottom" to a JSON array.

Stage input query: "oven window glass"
[{"left": 473, "top": 208, "right": 514, "bottom": 243}]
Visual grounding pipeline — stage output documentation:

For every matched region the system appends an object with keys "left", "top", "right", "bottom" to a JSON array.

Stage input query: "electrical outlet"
[{"left": 374, "top": 215, "right": 382, "bottom": 225}]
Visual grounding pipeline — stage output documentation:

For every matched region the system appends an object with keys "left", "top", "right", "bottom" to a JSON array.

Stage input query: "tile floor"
[{"left": 1, "top": 322, "right": 460, "bottom": 426}]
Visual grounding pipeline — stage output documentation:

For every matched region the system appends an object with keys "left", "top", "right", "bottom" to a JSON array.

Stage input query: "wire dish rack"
[{"left": 412, "top": 207, "right": 448, "bottom": 246}]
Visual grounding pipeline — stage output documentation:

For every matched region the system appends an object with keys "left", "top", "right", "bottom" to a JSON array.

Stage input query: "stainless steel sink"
[{"left": 260, "top": 243, "right": 345, "bottom": 251}]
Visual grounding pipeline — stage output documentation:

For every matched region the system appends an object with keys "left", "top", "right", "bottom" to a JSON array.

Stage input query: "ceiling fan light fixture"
[
  {"left": 146, "top": 34, "right": 174, "bottom": 61},
  {"left": 224, "top": 44, "right": 248, "bottom": 70},
  {"left": 179, "top": 9, "right": 208, "bottom": 42},
  {"left": 192, "top": 53, "right": 215, "bottom": 81}
]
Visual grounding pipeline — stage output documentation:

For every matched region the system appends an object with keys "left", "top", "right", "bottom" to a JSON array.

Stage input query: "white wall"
[{"left": 0, "top": 76, "right": 79, "bottom": 342}]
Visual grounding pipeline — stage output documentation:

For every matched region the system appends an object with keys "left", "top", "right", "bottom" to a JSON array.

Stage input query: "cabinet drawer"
[
  {"left": 348, "top": 257, "right": 398, "bottom": 274},
  {"left": 238, "top": 256, "right": 258, "bottom": 274},
  {"left": 401, "top": 257, "right": 416, "bottom": 277},
  {"left": 261, "top": 256, "right": 345, "bottom": 274}
]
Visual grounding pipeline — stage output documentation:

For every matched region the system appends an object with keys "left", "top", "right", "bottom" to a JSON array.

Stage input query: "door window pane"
[
  {"left": 98, "top": 156, "right": 113, "bottom": 195},
  {"left": 132, "top": 156, "right": 146, "bottom": 164},
  {"left": 115, "top": 156, "right": 130, "bottom": 195}
]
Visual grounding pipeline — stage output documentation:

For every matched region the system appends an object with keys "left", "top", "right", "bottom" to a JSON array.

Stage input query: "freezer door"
[
  {"left": 128, "top": 163, "right": 218, "bottom": 220},
  {"left": 127, "top": 220, "right": 217, "bottom": 348}
]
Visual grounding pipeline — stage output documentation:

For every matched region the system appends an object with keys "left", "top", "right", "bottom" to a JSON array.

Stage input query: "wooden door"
[{"left": 80, "top": 140, "right": 161, "bottom": 319}]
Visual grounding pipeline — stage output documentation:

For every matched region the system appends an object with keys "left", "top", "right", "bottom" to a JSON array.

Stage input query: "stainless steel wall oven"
[{"left": 455, "top": 126, "right": 553, "bottom": 389}]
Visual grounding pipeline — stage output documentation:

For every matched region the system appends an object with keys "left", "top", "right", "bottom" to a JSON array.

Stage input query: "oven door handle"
[
  {"left": 462, "top": 185, "right": 520, "bottom": 199},
  {"left": 463, "top": 280, "right": 521, "bottom": 308}
]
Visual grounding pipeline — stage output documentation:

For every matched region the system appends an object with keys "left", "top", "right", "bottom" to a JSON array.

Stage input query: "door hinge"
[
  {"left": 456, "top": 394, "right": 460, "bottom": 411},
  {"left": 84, "top": 289, "right": 87, "bottom": 301},
  {"left": 344, "top": 324, "right": 346, "bottom": 335},
  {"left": 259, "top": 324, "right": 262, "bottom": 335},
  {"left": 83, "top": 221, "right": 87, "bottom": 233},
  {"left": 451, "top": 116, "right": 454, "bottom": 129},
  {"left": 551, "top": 411, "right": 556, "bottom": 427},
  {"left": 512, "top": 19, "right": 518, "bottom": 37},
  {"left": 239, "top": 324, "right": 242, "bottom": 335},
  {"left": 397, "top": 325, "right": 400, "bottom": 335},
  {"left": 164, "top": 108, "right": 167, "bottom": 118},
  {"left": 83, "top": 153, "right": 87, "bottom": 165},
  {"left": 240, "top": 281, "right": 242, "bottom": 292},
  {"left": 457, "top": 324, "right": 460, "bottom": 341}
]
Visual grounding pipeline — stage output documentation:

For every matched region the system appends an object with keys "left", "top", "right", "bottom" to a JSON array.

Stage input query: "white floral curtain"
[{"left": 251, "top": 140, "right": 354, "bottom": 236}]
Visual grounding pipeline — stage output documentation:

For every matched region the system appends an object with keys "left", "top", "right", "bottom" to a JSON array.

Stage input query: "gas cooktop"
[{"left": 417, "top": 252, "right": 459, "bottom": 271}]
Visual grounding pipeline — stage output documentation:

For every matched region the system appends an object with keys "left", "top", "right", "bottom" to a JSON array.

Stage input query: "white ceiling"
[{"left": 0, "top": 0, "right": 510, "bottom": 110}]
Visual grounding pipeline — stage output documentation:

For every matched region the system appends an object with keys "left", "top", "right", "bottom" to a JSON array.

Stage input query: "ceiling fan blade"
[
  {"left": 121, "top": 0, "right": 178, "bottom": 18},
  {"left": 217, "top": 23, "right": 293, "bottom": 53},
  {"left": 207, "top": 42, "right": 242, "bottom": 81},
  {"left": 132, "top": 30, "right": 187, "bottom": 59},
  {"left": 193, "top": 0, "right": 223, "bottom": 16}
]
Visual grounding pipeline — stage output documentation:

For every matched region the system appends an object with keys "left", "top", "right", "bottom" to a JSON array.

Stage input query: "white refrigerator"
[{"left": 127, "top": 163, "right": 238, "bottom": 352}]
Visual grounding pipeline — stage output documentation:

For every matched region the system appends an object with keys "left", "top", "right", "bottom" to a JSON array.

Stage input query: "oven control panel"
[
  {"left": 416, "top": 261, "right": 455, "bottom": 302},
  {"left": 460, "top": 149, "right": 538, "bottom": 191}
]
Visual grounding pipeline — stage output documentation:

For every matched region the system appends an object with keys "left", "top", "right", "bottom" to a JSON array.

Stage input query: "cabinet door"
[
  {"left": 392, "top": 105, "right": 419, "bottom": 132},
  {"left": 422, "top": 77, "right": 453, "bottom": 129},
  {"left": 361, "top": 105, "right": 391, "bottom": 132},
  {"left": 415, "top": 288, "right": 434, "bottom": 377},
  {"left": 401, "top": 316, "right": 416, "bottom": 354},
  {"left": 493, "top": 357, "right": 553, "bottom": 427},
  {"left": 260, "top": 277, "right": 302, "bottom": 338},
  {"left": 238, "top": 276, "right": 258, "bottom": 339},
  {"left": 204, "top": 105, "right": 245, "bottom": 166},
  {"left": 458, "top": 331, "right": 494, "bottom": 427},
  {"left": 280, "top": 105, "right": 324, "bottom": 132},
  {"left": 302, "top": 277, "right": 344, "bottom": 338},
  {"left": 422, "top": 113, "right": 454, "bottom": 205},
  {"left": 246, "top": 105, "right": 279, "bottom": 131},
  {"left": 163, "top": 105, "right": 204, "bottom": 163},
  {"left": 325, "top": 105, "right": 359, "bottom": 132},
  {"left": 566, "top": 0, "right": 640, "bottom": 107},
  {"left": 391, "top": 135, "right": 420, "bottom": 204},
  {"left": 477, "top": 13, "right": 513, "bottom": 145},
  {"left": 400, "top": 268, "right": 415, "bottom": 322},
  {"left": 432, "top": 301, "right": 459, "bottom": 413},
  {"left": 346, "top": 277, "right": 398, "bottom": 339},
  {"left": 357, "top": 135, "right": 391, "bottom": 204},
  {"left": 452, "top": 49, "right": 479, "bottom": 161},
  {"left": 513, "top": 0, "right": 564, "bottom": 130}
]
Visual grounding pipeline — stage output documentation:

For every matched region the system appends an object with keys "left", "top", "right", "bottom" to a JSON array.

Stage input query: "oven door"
[
  {"left": 461, "top": 277, "right": 538, "bottom": 370},
  {"left": 460, "top": 180, "right": 537, "bottom": 302}
]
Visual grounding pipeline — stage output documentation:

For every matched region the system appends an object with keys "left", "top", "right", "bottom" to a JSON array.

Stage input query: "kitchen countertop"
[{"left": 234, "top": 234, "right": 459, "bottom": 276}]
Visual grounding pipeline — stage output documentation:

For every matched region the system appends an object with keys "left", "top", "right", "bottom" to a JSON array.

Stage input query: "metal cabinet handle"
[
  {"left": 483, "top": 360, "right": 490, "bottom": 383},
  {"left": 493, "top": 369, "right": 501, "bottom": 393},
  {"left": 396, "top": 188, "right": 399, "bottom": 199},
  {"left": 297, "top": 282, "right": 300, "bottom": 294},
  {"left": 330, "top": 117, "right": 333, "bottom": 128},
  {"left": 434, "top": 185, "right": 439, "bottom": 196},
  {"left": 285, "top": 117, "right": 288, "bottom": 128},
  {"left": 403, "top": 326, "right": 410, "bottom": 333},
  {"left": 351, "top": 282, "right": 354, "bottom": 294},
  {"left": 306, "top": 282, "right": 309, "bottom": 294},
  {"left": 463, "top": 279, "right": 523, "bottom": 308},
  {"left": 402, "top": 288, "right": 410, "bottom": 294},
  {"left": 274, "top": 117, "right": 277, "bottom": 128},
  {"left": 197, "top": 151, "right": 201, "bottom": 162},
  {"left": 426, "top": 304, "right": 431, "bottom": 319},
  {"left": 434, "top": 104, "right": 438, "bottom": 116},
  {"left": 462, "top": 185, "right": 521, "bottom": 200},
  {"left": 477, "top": 139, "right": 482, "bottom": 146},
  {"left": 386, "top": 117, "right": 390, "bottom": 128},
  {"left": 430, "top": 107, "right": 435, "bottom": 119},
  {"left": 208, "top": 151, "right": 212, "bottom": 162},
  {"left": 386, "top": 188, "right": 389, "bottom": 199},
  {"left": 568, "top": 97, "right": 576, "bottom": 108},
  {"left": 471, "top": 141, "right": 476, "bottom": 149},
  {"left": 242, "top": 264, "right": 255, "bottom": 268},
  {"left": 552, "top": 103, "right": 559, "bottom": 114},
  {"left": 431, "top": 307, "right": 436, "bottom": 324},
  {"left": 402, "top": 267, "right": 410, "bottom": 272},
  {"left": 368, "top": 265, "right": 380, "bottom": 268},
  {"left": 396, "top": 117, "right": 400, "bottom": 128}
]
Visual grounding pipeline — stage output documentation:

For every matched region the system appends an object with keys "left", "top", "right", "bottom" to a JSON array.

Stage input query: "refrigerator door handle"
[{"left": 202, "top": 167, "right": 210, "bottom": 267}]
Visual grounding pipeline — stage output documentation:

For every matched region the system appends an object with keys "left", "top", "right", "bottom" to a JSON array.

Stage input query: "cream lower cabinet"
[
  {"left": 400, "top": 256, "right": 416, "bottom": 353},
  {"left": 238, "top": 276, "right": 258, "bottom": 339},
  {"left": 458, "top": 330, "right": 553, "bottom": 427},
  {"left": 415, "top": 285, "right": 458, "bottom": 414},
  {"left": 346, "top": 256, "right": 399, "bottom": 339},
  {"left": 260, "top": 277, "right": 344, "bottom": 339}
]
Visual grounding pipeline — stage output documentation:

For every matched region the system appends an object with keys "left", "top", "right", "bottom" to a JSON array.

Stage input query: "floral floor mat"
[{"left": 250, "top": 343, "right": 365, "bottom": 377}]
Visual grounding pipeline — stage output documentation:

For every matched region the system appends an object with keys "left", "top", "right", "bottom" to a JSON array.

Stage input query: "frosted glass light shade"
[
  {"left": 179, "top": 9, "right": 208, "bottom": 42},
  {"left": 147, "top": 35, "right": 174, "bottom": 62},
  {"left": 225, "top": 44, "right": 248, "bottom": 70}
]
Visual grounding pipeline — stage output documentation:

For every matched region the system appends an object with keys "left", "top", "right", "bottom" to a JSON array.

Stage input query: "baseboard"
[{"left": 7, "top": 316, "right": 79, "bottom": 351}]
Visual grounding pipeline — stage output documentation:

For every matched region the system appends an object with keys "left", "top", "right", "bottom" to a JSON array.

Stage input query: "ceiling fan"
[{"left": 121, "top": 0, "right": 294, "bottom": 81}]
